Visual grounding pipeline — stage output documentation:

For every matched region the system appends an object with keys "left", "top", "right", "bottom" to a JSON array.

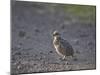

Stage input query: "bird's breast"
[{"left": 53, "top": 39, "right": 65, "bottom": 56}]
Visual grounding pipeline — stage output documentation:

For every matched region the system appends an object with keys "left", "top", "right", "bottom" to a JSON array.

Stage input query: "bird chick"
[{"left": 53, "top": 31, "right": 74, "bottom": 60}]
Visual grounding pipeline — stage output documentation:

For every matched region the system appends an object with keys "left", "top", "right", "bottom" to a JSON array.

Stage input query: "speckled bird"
[{"left": 53, "top": 31, "right": 74, "bottom": 60}]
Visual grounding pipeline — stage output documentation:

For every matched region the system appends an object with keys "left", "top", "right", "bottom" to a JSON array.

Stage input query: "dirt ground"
[{"left": 11, "top": 1, "right": 96, "bottom": 75}]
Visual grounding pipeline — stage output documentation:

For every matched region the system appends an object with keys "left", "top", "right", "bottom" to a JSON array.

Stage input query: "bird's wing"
[{"left": 60, "top": 38, "right": 73, "bottom": 51}]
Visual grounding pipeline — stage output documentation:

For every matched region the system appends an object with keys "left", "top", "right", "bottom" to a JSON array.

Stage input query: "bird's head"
[{"left": 53, "top": 31, "right": 60, "bottom": 37}]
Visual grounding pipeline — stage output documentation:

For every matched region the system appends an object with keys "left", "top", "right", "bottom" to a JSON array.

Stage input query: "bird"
[{"left": 52, "top": 30, "right": 74, "bottom": 60}]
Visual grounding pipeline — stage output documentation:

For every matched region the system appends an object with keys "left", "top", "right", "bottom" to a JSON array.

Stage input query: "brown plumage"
[{"left": 53, "top": 31, "right": 74, "bottom": 60}]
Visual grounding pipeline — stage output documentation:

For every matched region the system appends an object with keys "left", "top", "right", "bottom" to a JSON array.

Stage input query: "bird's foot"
[
  {"left": 59, "top": 57, "right": 67, "bottom": 61},
  {"left": 59, "top": 57, "right": 64, "bottom": 61},
  {"left": 62, "top": 56, "right": 66, "bottom": 60}
]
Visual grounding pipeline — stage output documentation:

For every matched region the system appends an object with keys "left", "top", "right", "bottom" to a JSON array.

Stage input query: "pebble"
[
  {"left": 34, "top": 29, "right": 40, "bottom": 33},
  {"left": 18, "top": 31, "right": 26, "bottom": 38},
  {"left": 49, "top": 51, "right": 53, "bottom": 53}
]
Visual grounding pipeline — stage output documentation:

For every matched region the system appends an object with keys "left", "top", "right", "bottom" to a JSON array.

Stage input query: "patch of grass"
[{"left": 56, "top": 4, "right": 96, "bottom": 22}]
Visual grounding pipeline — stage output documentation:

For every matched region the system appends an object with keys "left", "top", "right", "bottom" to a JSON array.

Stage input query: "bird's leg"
[
  {"left": 59, "top": 56, "right": 66, "bottom": 61},
  {"left": 62, "top": 56, "right": 66, "bottom": 60},
  {"left": 62, "top": 56, "right": 69, "bottom": 64}
]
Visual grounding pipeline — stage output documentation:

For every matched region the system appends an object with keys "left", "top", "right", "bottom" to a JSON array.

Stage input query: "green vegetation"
[{"left": 56, "top": 4, "right": 96, "bottom": 22}]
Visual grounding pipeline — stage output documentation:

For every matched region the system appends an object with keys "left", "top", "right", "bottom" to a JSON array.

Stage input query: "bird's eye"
[{"left": 55, "top": 33, "right": 59, "bottom": 35}]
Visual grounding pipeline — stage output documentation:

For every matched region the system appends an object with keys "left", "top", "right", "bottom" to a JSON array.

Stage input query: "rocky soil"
[{"left": 11, "top": 1, "right": 96, "bottom": 75}]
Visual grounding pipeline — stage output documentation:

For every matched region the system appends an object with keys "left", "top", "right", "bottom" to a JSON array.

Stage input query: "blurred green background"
[{"left": 50, "top": 4, "right": 96, "bottom": 23}]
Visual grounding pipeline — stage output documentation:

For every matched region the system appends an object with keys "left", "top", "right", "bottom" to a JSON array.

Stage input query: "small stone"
[
  {"left": 17, "top": 65, "right": 21, "bottom": 69},
  {"left": 11, "top": 48, "right": 14, "bottom": 50},
  {"left": 40, "top": 52, "right": 43, "bottom": 54},
  {"left": 38, "top": 57, "right": 42, "bottom": 60},
  {"left": 18, "top": 31, "right": 26, "bottom": 38},
  {"left": 73, "top": 58, "right": 78, "bottom": 61},
  {"left": 13, "top": 62, "right": 17, "bottom": 65},
  {"left": 61, "top": 25, "right": 65, "bottom": 29},
  {"left": 79, "top": 34, "right": 88, "bottom": 37},
  {"left": 33, "top": 63, "right": 37, "bottom": 65},
  {"left": 49, "top": 51, "right": 53, "bottom": 53},
  {"left": 34, "top": 29, "right": 40, "bottom": 33},
  {"left": 34, "top": 54, "right": 37, "bottom": 57},
  {"left": 17, "top": 44, "right": 21, "bottom": 49},
  {"left": 88, "top": 42, "right": 93, "bottom": 46}
]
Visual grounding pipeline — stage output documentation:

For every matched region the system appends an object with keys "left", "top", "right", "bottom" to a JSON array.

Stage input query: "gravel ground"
[{"left": 11, "top": 1, "right": 96, "bottom": 75}]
